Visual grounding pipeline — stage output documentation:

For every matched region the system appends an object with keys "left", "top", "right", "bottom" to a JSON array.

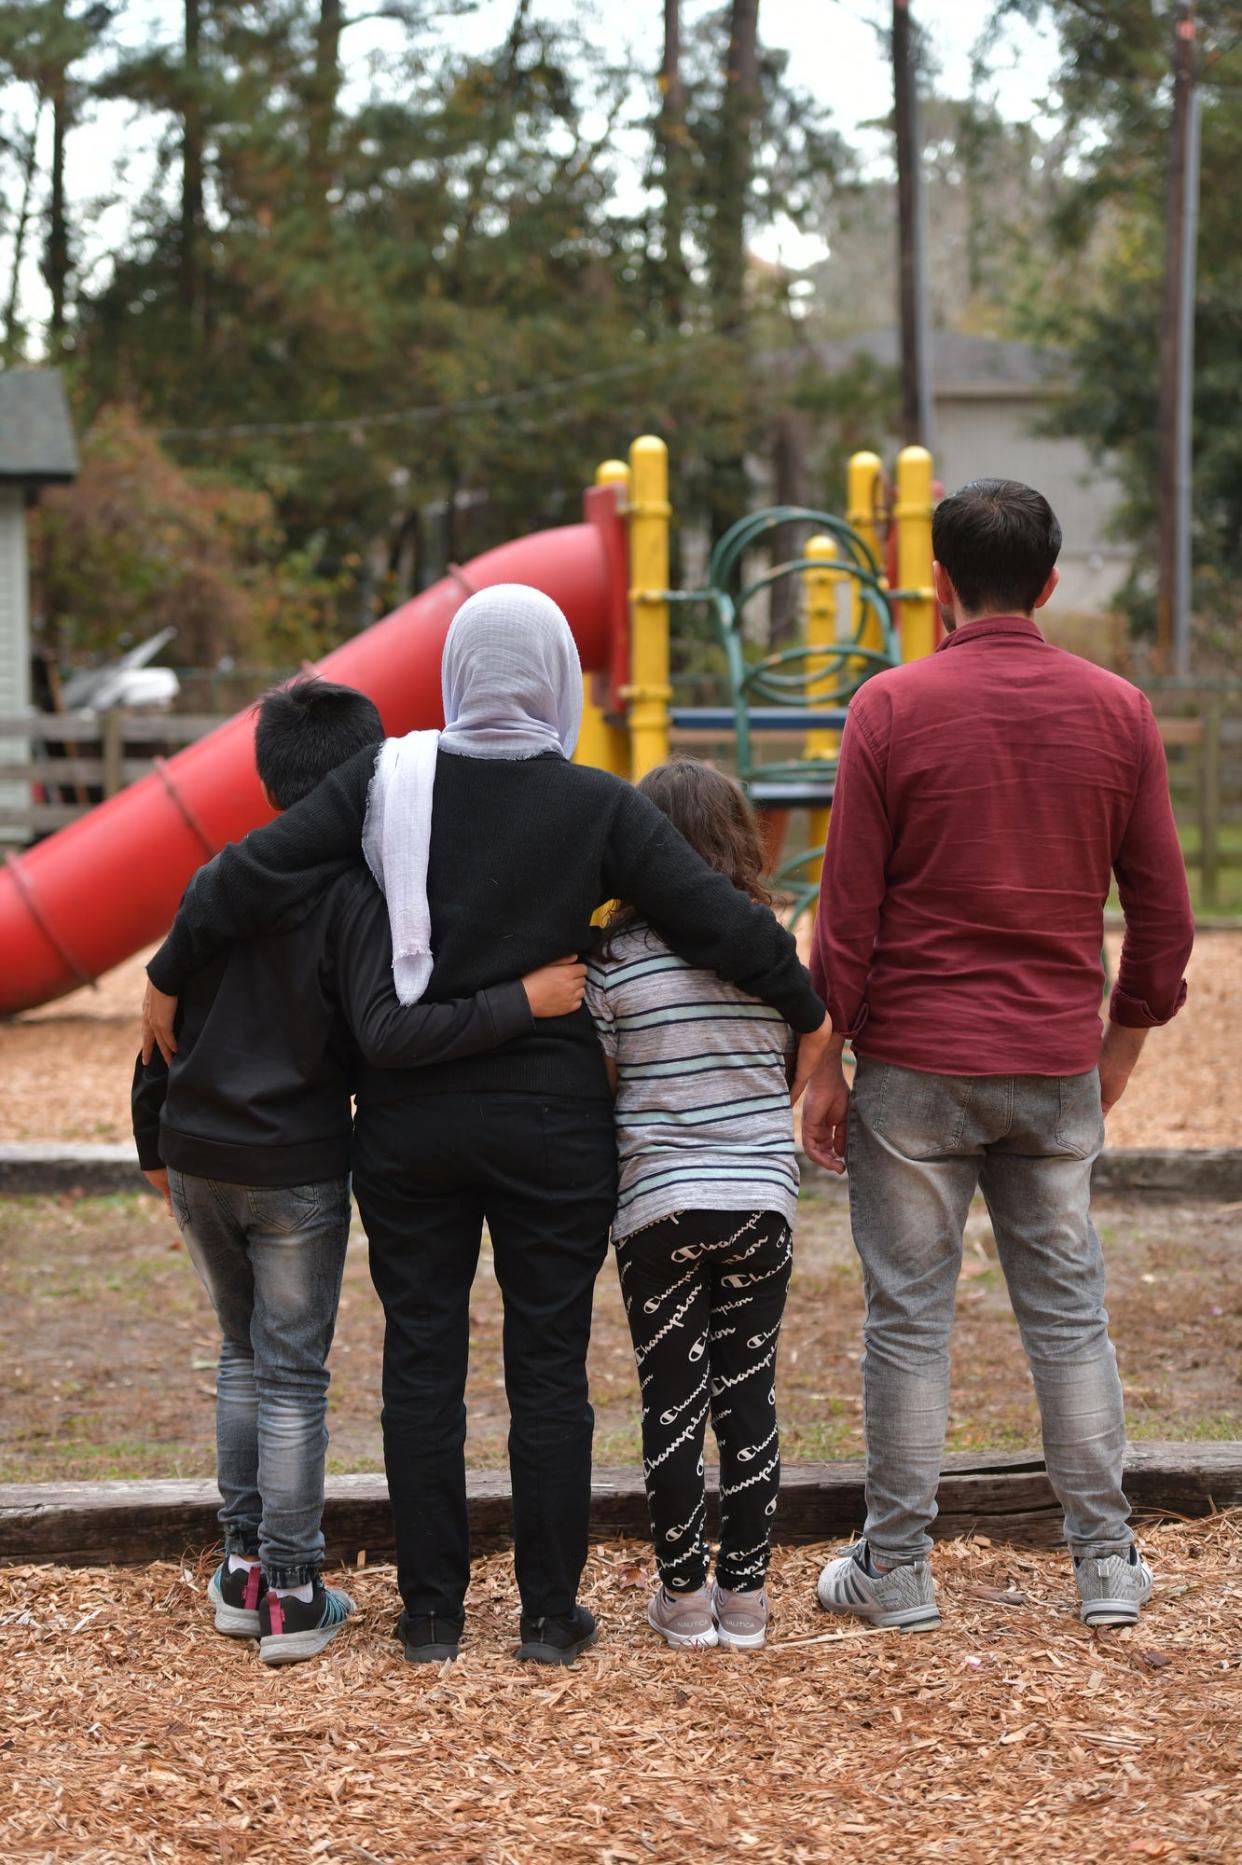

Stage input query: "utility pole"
[
  {"left": 893, "top": 0, "right": 933, "bottom": 449},
  {"left": 1156, "top": 1, "right": 1199, "bottom": 677},
  {"left": 659, "top": 0, "right": 688, "bottom": 328}
]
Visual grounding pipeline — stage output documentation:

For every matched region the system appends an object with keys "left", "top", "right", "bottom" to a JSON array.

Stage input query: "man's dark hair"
[
  {"left": 254, "top": 677, "right": 384, "bottom": 809},
  {"left": 932, "top": 478, "right": 1063, "bottom": 617}
]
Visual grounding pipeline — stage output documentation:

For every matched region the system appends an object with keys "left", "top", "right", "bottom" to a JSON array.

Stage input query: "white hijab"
[{"left": 362, "top": 584, "right": 583, "bottom": 1003}]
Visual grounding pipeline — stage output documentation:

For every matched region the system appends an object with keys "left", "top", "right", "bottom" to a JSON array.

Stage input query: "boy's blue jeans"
[
  {"left": 168, "top": 1170, "right": 351, "bottom": 1588},
  {"left": 846, "top": 1059, "right": 1133, "bottom": 1564}
]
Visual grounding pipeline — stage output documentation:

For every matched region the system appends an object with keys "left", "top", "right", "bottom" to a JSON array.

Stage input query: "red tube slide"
[{"left": 0, "top": 487, "right": 628, "bottom": 1015}]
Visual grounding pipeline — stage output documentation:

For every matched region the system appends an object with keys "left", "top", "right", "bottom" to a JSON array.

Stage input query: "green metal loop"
[{"left": 656, "top": 502, "right": 904, "bottom": 917}]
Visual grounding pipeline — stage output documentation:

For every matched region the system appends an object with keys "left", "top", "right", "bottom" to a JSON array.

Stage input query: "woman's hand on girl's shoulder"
[{"left": 522, "top": 957, "right": 588, "bottom": 1018}]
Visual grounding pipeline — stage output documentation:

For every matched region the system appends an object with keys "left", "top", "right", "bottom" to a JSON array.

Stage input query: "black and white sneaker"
[
  {"left": 258, "top": 1579, "right": 355, "bottom": 1666},
  {"left": 396, "top": 1610, "right": 464, "bottom": 1664},
  {"left": 515, "top": 1604, "right": 598, "bottom": 1666},
  {"left": 207, "top": 1559, "right": 265, "bottom": 1638}
]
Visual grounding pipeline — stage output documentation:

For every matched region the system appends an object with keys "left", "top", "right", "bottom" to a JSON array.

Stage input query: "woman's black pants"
[{"left": 353, "top": 1092, "right": 617, "bottom": 1623}]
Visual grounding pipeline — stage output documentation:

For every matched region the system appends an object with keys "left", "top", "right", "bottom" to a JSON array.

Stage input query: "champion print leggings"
[{"left": 615, "top": 1208, "right": 793, "bottom": 1595}]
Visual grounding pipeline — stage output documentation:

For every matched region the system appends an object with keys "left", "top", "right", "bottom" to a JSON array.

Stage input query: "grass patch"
[
  {"left": 0, "top": 1187, "right": 1236, "bottom": 1486},
  {"left": 1127, "top": 1410, "right": 1242, "bottom": 1444},
  {"left": 0, "top": 1439, "right": 213, "bottom": 1484}
]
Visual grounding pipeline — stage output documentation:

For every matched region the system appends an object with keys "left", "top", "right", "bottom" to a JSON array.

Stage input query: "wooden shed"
[{"left": 0, "top": 370, "right": 79, "bottom": 839}]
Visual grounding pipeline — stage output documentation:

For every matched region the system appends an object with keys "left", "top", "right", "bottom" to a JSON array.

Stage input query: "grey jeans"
[
  {"left": 846, "top": 1059, "right": 1132, "bottom": 1563},
  {"left": 168, "top": 1170, "right": 351, "bottom": 1587}
]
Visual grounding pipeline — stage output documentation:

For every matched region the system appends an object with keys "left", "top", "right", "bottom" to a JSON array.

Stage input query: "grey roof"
[
  {"left": 770, "top": 330, "right": 1068, "bottom": 399},
  {"left": 0, "top": 369, "right": 79, "bottom": 483}
]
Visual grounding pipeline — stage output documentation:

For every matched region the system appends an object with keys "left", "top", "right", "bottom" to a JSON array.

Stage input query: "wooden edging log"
[{"left": 2, "top": 1442, "right": 1239, "bottom": 1569}]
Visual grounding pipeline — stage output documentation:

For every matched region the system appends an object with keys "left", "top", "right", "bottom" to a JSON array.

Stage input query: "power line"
[{"left": 147, "top": 351, "right": 695, "bottom": 446}]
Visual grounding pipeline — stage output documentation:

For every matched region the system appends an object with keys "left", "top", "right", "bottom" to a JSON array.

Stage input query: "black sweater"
[
  {"left": 133, "top": 865, "right": 533, "bottom": 1184},
  {"left": 148, "top": 749, "right": 825, "bottom": 1104}
]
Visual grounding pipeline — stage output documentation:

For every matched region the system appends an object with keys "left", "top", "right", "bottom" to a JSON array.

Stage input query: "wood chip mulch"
[{"left": 2, "top": 1516, "right": 1240, "bottom": 1864}]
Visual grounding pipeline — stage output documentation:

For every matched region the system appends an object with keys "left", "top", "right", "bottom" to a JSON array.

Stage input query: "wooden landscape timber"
[{"left": 3, "top": 1441, "right": 1239, "bottom": 1569}]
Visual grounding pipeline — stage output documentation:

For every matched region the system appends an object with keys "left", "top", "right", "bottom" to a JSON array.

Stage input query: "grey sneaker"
[
  {"left": 647, "top": 1584, "right": 719, "bottom": 1649},
  {"left": 711, "top": 1583, "right": 768, "bottom": 1651},
  {"left": 1075, "top": 1547, "right": 1154, "bottom": 1627},
  {"left": 816, "top": 1543, "right": 940, "bottom": 1632}
]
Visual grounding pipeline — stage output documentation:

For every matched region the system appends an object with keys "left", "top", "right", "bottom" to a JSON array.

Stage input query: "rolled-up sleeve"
[
  {"left": 1109, "top": 704, "right": 1194, "bottom": 1027},
  {"left": 811, "top": 703, "right": 892, "bottom": 1038}
]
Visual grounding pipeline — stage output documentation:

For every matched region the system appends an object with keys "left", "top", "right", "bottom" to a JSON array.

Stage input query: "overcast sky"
[{"left": 4, "top": 0, "right": 1062, "bottom": 334}]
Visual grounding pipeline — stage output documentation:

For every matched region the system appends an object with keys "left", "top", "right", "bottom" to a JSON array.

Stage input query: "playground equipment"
[
  {"left": 616, "top": 439, "right": 938, "bottom": 921},
  {"left": 0, "top": 437, "right": 935, "bottom": 1016}
]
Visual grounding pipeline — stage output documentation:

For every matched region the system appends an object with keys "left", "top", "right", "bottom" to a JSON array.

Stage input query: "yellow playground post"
[
  {"left": 626, "top": 435, "right": 673, "bottom": 782},
  {"left": 802, "top": 533, "right": 841, "bottom": 879},
  {"left": 847, "top": 450, "right": 886, "bottom": 659},
  {"left": 895, "top": 445, "right": 937, "bottom": 661}
]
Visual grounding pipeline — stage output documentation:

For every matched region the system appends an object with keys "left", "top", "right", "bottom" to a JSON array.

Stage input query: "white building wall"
[
  {"left": 0, "top": 487, "right": 31, "bottom": 841},
  {"left": 932, "top": 395, "right": 1132, "bottom": 615}
]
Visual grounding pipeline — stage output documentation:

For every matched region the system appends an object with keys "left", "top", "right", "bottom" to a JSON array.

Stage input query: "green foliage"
[
  {"left": 70, "top": 4, "right": 697, "bottom": 633},
  {"left": 990, "top": 0, "right": 1242, "bottom": 640},
  {"left": 3, "top": 2, "right": 875, "bottom": 662},
  {"left": 31, "top": 403, "right": 346, "bottom": 662}
]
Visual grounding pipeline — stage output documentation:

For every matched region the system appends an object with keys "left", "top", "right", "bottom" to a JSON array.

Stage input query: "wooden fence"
[
  {"left": 1153, "top": 695, "right": 1242, "bottom": 910},
  {"left": 0, "top": 712, "right": 220, "bottom": 836},
  {"left": 2, "top": 695, "right": 1241, "bottom": 907}
]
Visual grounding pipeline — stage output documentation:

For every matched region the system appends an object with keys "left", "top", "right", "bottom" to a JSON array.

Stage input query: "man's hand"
[
  {"left": 789, "top": 1015, "right": 833, "bottom": 1105},
  {"left": 1098, "top": 1022, "right": 1148, "bottom": 1117},
  {"left": 142, "top": 980, "right": 179, "bottom": 1065},
  {"left": 523, "top": 957, "right": 588, "bottom": 1019},
  {"left": 143, "top": 1167, "right": 173, "bottom": 1214},
  {"left": 801, "top": 1040, "right": 850, "bottom": 1174}
]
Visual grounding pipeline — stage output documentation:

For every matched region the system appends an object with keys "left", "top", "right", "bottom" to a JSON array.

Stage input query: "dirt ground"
[
  {"left": 1, "top": 1184, "right": 1238, "bottom": 1485},
  {"left": 2, "top": 1517, "right": 1240, "bottom": 1865},
  {"left": 1, "top": 930, "right": 1240, "bottom": 1151}
]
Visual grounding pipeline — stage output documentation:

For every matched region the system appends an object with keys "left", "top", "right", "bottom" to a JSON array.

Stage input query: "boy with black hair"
[{"left": 133, "top": 677, "right": 586, "bottom": 1665}]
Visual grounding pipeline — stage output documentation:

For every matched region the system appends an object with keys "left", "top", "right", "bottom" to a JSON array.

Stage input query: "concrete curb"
[
  {"left": 0, "top": 1143, "right": 144, "bottom": 1195},
  {"left": 802, "top": 1147, "right": 1242, "bottom": 1199},
  {"left": 3, "top": 1143, "right": 1242, "bottom": 1199},
  {"left": 1091, "top": 1148, "right": 1242, "bottom": 1197}
]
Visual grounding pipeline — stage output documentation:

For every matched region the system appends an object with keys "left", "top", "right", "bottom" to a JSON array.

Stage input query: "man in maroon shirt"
[{"left": 804, "top": 478, "right": 1194, "bottom": 1633}]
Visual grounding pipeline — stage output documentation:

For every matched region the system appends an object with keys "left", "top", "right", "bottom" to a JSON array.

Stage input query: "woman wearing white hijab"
[
  {"left": 361, "top": 585, "right": 585, "bottom": 1004},
  {"left": 143, "top": 584, "right": 827, "bottom": 1667}
]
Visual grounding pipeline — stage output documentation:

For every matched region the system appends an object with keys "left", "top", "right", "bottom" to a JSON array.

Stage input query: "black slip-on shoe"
[
  {"left": 515, "top": 1604, "right": 598, "bottom": 1666},
  {"left": 396, "top": 1610, "right": 464, "bottom": 1664}
]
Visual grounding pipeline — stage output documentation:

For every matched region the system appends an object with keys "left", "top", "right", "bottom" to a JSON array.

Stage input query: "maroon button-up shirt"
[{"left": 811, "top": 615, "right": 1194, "bottom": 1076}]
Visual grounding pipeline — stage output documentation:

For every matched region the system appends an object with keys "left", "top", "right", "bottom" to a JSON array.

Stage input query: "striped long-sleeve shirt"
[{"left": 586, "top": 920, "right": 799, "bottom": 1241}]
